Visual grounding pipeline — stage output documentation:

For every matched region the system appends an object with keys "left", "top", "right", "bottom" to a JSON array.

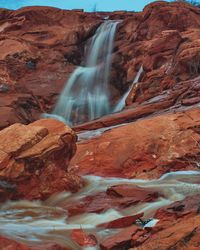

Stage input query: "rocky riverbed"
[{"left": 0, "top": 1, "right": 200, "bottom": 249}]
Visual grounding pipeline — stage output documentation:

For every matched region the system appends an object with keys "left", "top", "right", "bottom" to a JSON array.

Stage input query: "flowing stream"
[{"left": 1, "top": 171, "right": 200, "bottom": 249}]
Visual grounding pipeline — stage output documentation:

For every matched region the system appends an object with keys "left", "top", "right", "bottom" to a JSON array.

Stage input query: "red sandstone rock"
[
  {"left": 100, "top": 225, "right": 142, "bottom": 250},
  {"left": 0, "top": 236, "right": 30, "bottom": 250},
  {"left": 0, "top": 2, "right": 200, "bottom": 250},
  {"left": 154, "top": 194, "right": 200, "bottom": 228},
  {"left": 0, "top": 2, "right": 199, "bottom": 128},
  {"left": 74, "top": 75, "right": 200, "bottom": 131},
  {"left": 0, "top": 6, "right": 102, "bottom": 129},
  {"left": 71, "top": 108, "right": 200, "bottom": 179},
  {"left": 97, "top": 213, "right": 144, "bottom": 229},
  {"left": 128, "top": 194, "right": 200, "bottom": 249},
  {"left": 0, "top": 118, "right": 83, "bottom": 201},
  {"left": 108, "top": 1, "right": 200, "bottom": 117},
  {"left": 106, "top": 185, "right": 160, "bottom": 201},
  {"left": 71, "top": 229, "right": 97, "bottom": 247},
  {"left": 130, "top": 214, "right": 200, "bottom": 250},
  {"left": 131, "top": 228, "right": 152, "bottom": 247},
  {"left": 0, "top": 236, "right": 69, "bottom": 250},
  {"left": 65, "top": 185, "right": 159, "bottom": 217}
]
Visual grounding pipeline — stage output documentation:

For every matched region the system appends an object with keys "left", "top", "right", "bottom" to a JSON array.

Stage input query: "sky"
[{"left": 0, "top": 0, "right": 171, "bottom": 12}]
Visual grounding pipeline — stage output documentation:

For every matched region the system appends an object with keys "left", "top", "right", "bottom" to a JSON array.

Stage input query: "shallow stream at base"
[{"left": 0, "top": 171, "right": 200, "bottom": 249}]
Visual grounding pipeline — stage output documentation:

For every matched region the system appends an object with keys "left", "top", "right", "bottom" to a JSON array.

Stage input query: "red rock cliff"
[
  {"left": 0, "top": 1, "right": 200, "bottom": 250},
  {"left": 0, "top": 1, "right": 199, "bottom": 129}
]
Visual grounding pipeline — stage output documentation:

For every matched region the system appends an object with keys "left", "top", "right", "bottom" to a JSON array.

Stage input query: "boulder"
[
  {"left": 97, "top": 213, "right": 144, "bottom": 229},
  {"left": 71, "top": 108, "right": 200, "bottom": 179},
  {"left": 100, "top": 225, "right": 148, "bottom": 250},
  {"left": 0, "top": 118, "right": 83, "bottom": 201},
  {"left": 130, "top": 214, "right": 200, "bottom": 250}
]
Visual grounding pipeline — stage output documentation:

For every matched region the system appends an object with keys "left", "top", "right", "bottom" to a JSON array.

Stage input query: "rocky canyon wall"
[
  {"left": 0, "top": 1, "right": 200, "bottom": 250},
  {"left": 0, "top": 1, "right": 199, "bottom": 129}
]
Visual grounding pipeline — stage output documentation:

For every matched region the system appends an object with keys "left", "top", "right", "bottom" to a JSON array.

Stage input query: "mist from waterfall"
[{"left": 51, "top": 21, "right": 119, "bottom": 126}]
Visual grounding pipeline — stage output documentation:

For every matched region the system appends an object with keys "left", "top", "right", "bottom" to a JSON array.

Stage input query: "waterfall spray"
[{"left": 47, "top": 21, "right": 119, "bottom": 126}]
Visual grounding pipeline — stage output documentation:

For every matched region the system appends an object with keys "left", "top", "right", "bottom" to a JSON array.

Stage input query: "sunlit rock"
[{"left": 0, "top": 118, "right": 83, "bottom": 201}]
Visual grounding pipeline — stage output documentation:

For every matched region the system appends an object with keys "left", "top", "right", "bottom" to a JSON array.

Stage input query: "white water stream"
[
  {"left": 114, "top": 65, "right": 143, "bottom": 113},
  {"left": 43, "top": 20, "right": 144, "bottom": 127},
  {"left": 45, "top": 21, "right": 119, "bottom": 126},
  {"left": 1, "top": 171, "right": 200, "bottom": 249}
]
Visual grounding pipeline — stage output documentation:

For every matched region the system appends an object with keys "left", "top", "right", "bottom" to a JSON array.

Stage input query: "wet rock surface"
[
  {"left": 0, "top": 236, "right": 70, "bottom": 250},
  {"left": 0, "top": 2, "right": 199, "bottom": 128},
  {"left": 65, "top": 184, "right": 159, "bottom": 217},
  {"left": 131, "top": 214, "right": 200, "bottom": 250},
  {"left": 1, "top": 1, "right": 200, "bottom": 250},
  {"left": 0, "top": 118, "right": 83, "bottom": 201},
  {"left": 0, "top": 6, "right": 102, "bottom": 129},
  {"left": 72, "top": 108, "right": 200, "bottom": 179}
]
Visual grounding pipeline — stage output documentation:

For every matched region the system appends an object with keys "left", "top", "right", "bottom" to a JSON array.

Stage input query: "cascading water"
[
  {"left": 43, "top": 21, "right": 144, "bottom": 126},
  {"left": 114, "top": 65, "right": 143, "bottom": 113},
  {"left": 48, "top": 21, "right": 119, "bottom": 126},
  {"left": 1, "top": 171, "right": 200, "bottom": 249}
]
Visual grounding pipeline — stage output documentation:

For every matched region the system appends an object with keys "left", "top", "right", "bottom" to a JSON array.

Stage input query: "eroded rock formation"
[
  {"left": 72, "top": 108, "right": 200, "bottom": 179},
  {"left": 0, "top": 1, "right": 199, "bottom": 129},
  {"left": 0, "top": 7, "right": 102, "bottom": 129},
  {"left": 0, "top": 118, "right": 83, "bottom": 201},
  {"left": 0, "top": 1, "right": 200, "bottom": 250}
]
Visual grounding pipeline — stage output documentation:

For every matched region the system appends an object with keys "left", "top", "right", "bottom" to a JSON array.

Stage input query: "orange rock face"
[
  {"left": 0, "top": 236, "right": 69, "bottom": 250},
  {"left": 130, "top": 214, "right": 200, "bottom": 250},
  {"left": 71, "top": 108, "right": 200, "bottom": 179},
  {"left": 113, "top": 1, "right": 200, "bottom": 108},
  {"left": 0, "top": 6, "right": 102, "bottom": 129},
  {"left": 0, "top": 1, "right": 200, "bottom": 250},
  {"left": 0, "top": 2, "right": 199, "bottom": 128},
  {"left": 0, "top": 118, "right": 83, "bottom": 201}
]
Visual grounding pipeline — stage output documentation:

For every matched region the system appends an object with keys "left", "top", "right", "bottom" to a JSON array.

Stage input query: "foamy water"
[{"left": 0, "top": 171, "right": 200, "bottom": 249}]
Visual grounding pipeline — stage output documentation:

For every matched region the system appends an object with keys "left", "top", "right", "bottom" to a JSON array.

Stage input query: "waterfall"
[
  {"left": 49, "top": 21, "right": 119, "bottom": 126},
  {"left": 113, "top": 65, "right": 143, "bottom": 113}
]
